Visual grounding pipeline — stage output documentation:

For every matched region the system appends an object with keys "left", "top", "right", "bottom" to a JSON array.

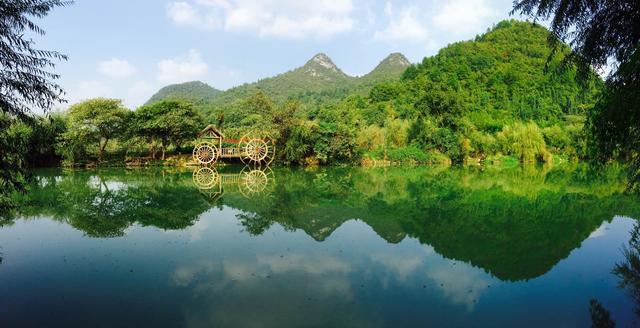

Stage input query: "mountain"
[
  {"left": 362, "top": 52, "right": 412, "bottom": 82},
  {"left": 210, "top": 53, "right": 357, "bottom": 106},
  {"left": 144, "top": 52, "right": 411, "bottom": 114},
  {"left": 145, "top": 81, "right": 221, "bottom": 105},
  {"left": 382, "top": 20, "right": 601, "bottom": 129}
]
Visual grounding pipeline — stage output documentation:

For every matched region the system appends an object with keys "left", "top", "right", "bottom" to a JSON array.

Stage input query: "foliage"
[
  {"left": 145, "top": 81, "right": 221, "bottom": 107},
  {"left": 0, "top": 114, "right": 31, "bottom": 210},
  {"left": 12, "top": 20, "right": 611, "bottom": 169},
  {"left": 145, "top": 53, "right": 411, "bottom": 122},
  {"left": 512, "top": 0, "right": 640, "bottom": 190},
  {"left": 0, "top": 0, "right": 70, "bottom": 117},
  {"left": 59, "top": 98, "right": 129, "bottom": 162},
  {"left": 24, "top": 113, "right": 67, "bottom": 167},
  {"left": 134, "top": 100, "right": 201, "bottom": 159},
  {"left": 497, "top": 121, "right": 549, "bottom": 163},
  {"left": 0, "top": 0, "right": 70, "bottom": 213}
]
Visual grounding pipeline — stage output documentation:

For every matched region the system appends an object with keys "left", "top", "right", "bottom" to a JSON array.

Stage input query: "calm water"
[{"left": 1, "top": 165, "right": 639, "bottom": 327}]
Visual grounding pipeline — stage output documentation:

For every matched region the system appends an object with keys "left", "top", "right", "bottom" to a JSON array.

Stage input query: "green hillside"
[
  {"left": 145, "top": 81, "right": 221, "bottom": 105},
  {"left": 45, "top": 20, "right": 604, "bottom": 167},
  {"left": 361, "top": 52, "right": 411, "bottom": 84},
  {"left": 346, "top": 19, "right": 602, "bottom": 164},
  {"left": 392, "top": 19, "right": 601, "bottom": 128},
  {"left": 145, "top": 52, "right": 411, "bottom": 118}
]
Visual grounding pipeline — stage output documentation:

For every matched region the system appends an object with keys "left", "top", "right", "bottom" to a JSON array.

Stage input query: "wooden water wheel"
[
  {"left": 239, "top": 132, "right": 275, "bottom": 165},
  {"left": 192, "top": 141, "right": 219, "bottom": 165}
]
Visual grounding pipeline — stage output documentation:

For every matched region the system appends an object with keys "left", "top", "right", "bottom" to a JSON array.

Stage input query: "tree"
[
  {"left": 512, "top": 0, "right": 640, "bottom": 190},
  {"left": 497, "top": 122, "right": 549, "bottom": 163},
  {"left": 0, "top": 0, "right": 70, "bottom": 211},
  {"left": 134, "top": 100, "right": 201, "bottom": 159},
  {"left": 0, "top": 113, "right": 31, "bottom": 211},
  {"left": 0, "top": 0, "right": 70, "bottom": 118},
  {"left": 61, "top": 98, "right": 129, "bottom": 162}
]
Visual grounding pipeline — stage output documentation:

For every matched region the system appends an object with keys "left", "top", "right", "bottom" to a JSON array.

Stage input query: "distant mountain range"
[{"left": 145, "top": 52, "right": 411, "bottom": 111}]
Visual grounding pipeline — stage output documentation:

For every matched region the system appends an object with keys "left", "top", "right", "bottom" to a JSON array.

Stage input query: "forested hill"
[
  {"left": 145, "top": 81, "right": 221, "bottom": 105},
  {"left": 387, "top": 19, "right": 601, "bottom": 128},
  {"left": 145, "top": 52, "right": 411, "bottom": 115},
  {"left": 44, "top": 20, "right": 603, "bottom": 169}
]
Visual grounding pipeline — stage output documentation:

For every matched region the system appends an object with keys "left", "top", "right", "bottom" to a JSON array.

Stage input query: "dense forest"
[{"left": 7, "top": 20, "right": 601, "bottom": 170}]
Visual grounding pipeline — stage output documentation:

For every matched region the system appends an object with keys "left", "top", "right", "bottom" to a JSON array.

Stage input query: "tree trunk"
[
  {"left": 98, "top": 137, "right": 109, "bottom": 162},
  {"left": 161, "top": 138, "right": 168, "bottom": 160},
  {"left": 149, "top": 138, "right": 156, "bottom": 159}
]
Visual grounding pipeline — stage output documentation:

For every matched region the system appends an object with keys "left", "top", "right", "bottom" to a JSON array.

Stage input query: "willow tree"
[
  {"left": 0, "top": 0, "right": 71, "bottom": 211},
  {"left": 512, "top": 0, "right": 640, "bottom": 190}
]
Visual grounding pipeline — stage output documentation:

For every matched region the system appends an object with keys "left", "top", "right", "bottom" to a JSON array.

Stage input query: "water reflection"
[
  {"left": 1, "top": 164, "right": 640, "bottom": 327},
  {"left": 4, "top": 164, "right": 640, "bottom": 282},
  {"left": 192, "top": 166, "right": 275, "bottom": 200},
  {"left": 589, "top": 222, "right": 640, "bottom": 327},
  {"left": 612, "top": 222, "right": 640, "bottom": 324}
]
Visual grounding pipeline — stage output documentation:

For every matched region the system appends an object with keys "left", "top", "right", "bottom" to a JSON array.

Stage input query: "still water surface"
[{"left": 1, "top": 165, "right": 639, "bottom": 327}]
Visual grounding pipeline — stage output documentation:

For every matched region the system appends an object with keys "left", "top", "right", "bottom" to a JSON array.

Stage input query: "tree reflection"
[
  {"left": 613, "top": 222, "right": 640, "bottom": 318},
  {"left": 13, "top": 169, "right": 211, "bottom": 237},
  {"left": 8, "top": 164, "right": 640, "bottom": 281},
  {"left": 589, "top": 298, "right": 616, "bottom": 328},
  {"left": 589, "top": 222, "right": 640, "bottom": 327},
  {"left": 222, "top": 165, "right": 640, "bottom": 281}
]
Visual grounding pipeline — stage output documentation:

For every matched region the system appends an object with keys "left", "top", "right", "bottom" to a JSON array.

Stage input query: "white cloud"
[
  {"left": 125, "top": 80, "right": 155, "bottom": 108},
  {"left": 433, "top": 0, "right": 495, "bottom": 35},
  {"left": 167, "top": 2, "right": 200, "bottom": 26},
  {"left": 374, "top": 2, "right": 429, "bottom": 42},
  {"left": 68, "top": 80, "right": 114, "bottom": 104},
  {"left": 427, "top": 263, "right": 490, "bottom": 311},
  {"left": 98, "top": 58, "right": 136, "bottom": 79},
  {"left": 166, "top": 0, "right": 355, "bottom": 39},
  {"left": 157, "top": 49, "right": 209, "bottom": 84}
]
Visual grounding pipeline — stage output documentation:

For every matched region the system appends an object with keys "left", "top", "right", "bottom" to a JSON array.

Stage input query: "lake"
[{"left": 1, "top": 164, "right": 639, "bottom": 327}]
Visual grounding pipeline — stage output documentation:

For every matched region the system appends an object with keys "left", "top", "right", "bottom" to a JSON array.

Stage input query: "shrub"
[
  {"left": 497, "top": 121, "right": 548, "bottom": 163},
  {"left": 357, "top": 124, "right": 385, "bottom": 151},
  {"left": 385, "top": 119, "right": 410, "bottom": 148},
  {"left": 542, "top": 125, "right": 571, "bottom": 150}
]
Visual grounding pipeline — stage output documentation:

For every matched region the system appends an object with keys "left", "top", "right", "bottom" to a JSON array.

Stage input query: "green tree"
[
  {"left": 25, "top": 113, "right": 67, "bottom": 167},
  {"left": 512, "top": 0, "right": 640, "bottom": 190},
  {"left": 0, "top": 114, "right": 31, "bottom": 210},
  {"left": 60, "top": 98, "right": 129, "bottom": 163},
  {"left": 134, "top": 100, "right": 201, "bottom": 159},
  {"left": 0, "top": 0, "right": 70, "bottom": 211},
  {"left": 0, "top": 0, "right": 70, "bottom": 117},
  {"left": 497, "top": 122, "right": 549, "bottom": 163}
]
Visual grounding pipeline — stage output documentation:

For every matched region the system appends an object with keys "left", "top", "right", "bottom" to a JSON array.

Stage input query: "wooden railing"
[{"left": 220, "top": 147, "right": 242, "bottom": 158}]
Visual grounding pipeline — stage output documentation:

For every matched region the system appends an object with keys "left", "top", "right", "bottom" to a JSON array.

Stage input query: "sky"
[{"left": 34, "top": 0, "right": 528, "bottom": 110}]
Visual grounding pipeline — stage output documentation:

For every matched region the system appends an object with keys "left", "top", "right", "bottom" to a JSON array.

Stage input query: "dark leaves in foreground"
[
  {"left": 589, "top": 298, "right": 616, "bottom": 328},
  {"left": 0, "top": 0, "right": 72, "bottom": 118}
]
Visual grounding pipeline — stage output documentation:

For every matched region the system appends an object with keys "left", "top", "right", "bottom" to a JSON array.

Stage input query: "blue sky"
[{"left": 35, "top": 0, "right": 525, "bottom": 109}]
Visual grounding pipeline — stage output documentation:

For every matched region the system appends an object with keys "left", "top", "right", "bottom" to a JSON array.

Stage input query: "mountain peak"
[
  {"left": 306, "top": 53, "right": 339, "bottom": 71},
  {"left": 299, "top": 52, "right": 348, "bottom": 80},
  {"left": 364, "top": 52, "right": 411, "bottom": 79},
  {"left": 382, "top": 52, "right": 411, "bottom": 67}
]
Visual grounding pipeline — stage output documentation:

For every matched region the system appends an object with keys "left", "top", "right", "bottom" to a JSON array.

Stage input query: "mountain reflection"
[{"left": 5, "top": 164, "right": 640, "bottom": 281}]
